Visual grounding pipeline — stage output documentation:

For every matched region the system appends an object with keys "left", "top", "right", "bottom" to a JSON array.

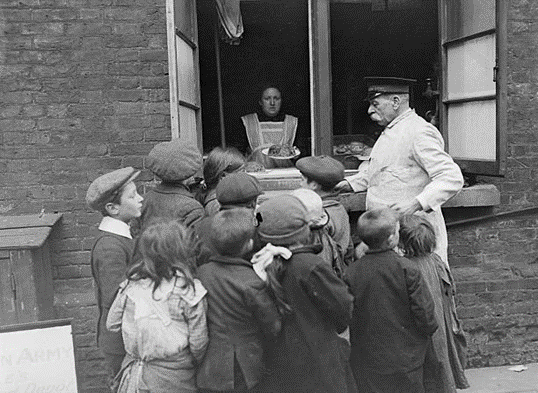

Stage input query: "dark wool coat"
[
  {"left": 197, "top": 255, "right": 282, "bottom": 391},
  {"left": 344, "top": 249, "right": 438, "bottom": 392},
  {"left": 90, "top": 232, "right": 133, "bottom": 356},
  {"left": 259, "top": 246, "right": 358, "bottom": 393},
  {"left": 132, "top": 183, "right": 205, "bottom": 235}
]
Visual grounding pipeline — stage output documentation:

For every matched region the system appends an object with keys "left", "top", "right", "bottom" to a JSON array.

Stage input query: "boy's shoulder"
[
  {"left": 199, "top": 256, "right": 264, "bottom": 288},
  {"left": 92, "top": 231, "right": 132, "bottom": 251}
]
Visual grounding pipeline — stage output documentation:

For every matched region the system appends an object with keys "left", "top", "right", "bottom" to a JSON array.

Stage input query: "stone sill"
[{"left": 251, "top": 168, "right": 500, "bottom": 211}]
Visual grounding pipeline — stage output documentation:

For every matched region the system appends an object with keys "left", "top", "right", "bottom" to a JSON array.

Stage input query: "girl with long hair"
[{"left": 107, "top": 220, "right": 208, "bottom": 393}]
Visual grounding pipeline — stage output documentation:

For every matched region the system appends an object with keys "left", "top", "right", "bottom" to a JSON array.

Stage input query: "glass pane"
[
  {"left": 447, "top": 99, "right": 496, "bottom": 161},
  {"left": 447, "top": 33, "right": 495, "bottom": 101},
  {"left": 179, "top": 105, "right": 197, "bottom": 144},
  {"left": 174, "top": 0, "right": 195, "bottom": 41},
  {"left": 176, "top": 38, "right": 197, "bottom": 106},
  {"left": 446, "top": 0, "right": 495, "bottom": 41}
]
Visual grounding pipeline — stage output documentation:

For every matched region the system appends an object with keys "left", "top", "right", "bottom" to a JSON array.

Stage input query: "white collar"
[
  {"left": 386, "top": 108, "right": 414, "bottom": 129},
  {"left": 98, "top": 216, "right": 132, "bottom": 239}
]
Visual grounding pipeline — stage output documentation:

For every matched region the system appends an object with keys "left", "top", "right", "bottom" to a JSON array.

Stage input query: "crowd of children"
[{"left": 86, "top": 142, "right": 469, "bottom": 393}]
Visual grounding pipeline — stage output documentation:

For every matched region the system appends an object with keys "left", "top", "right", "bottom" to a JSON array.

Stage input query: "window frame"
[
  {"left": 166, "top": 0, "right": 203, "bottom": 148},
  {"left": 438, "top": 0, "right": 507, "bottom": 176}
]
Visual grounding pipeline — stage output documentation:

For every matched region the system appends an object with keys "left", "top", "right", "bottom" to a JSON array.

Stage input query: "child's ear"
[{"left": 105, "top": 202, "right": 120, "bottom": 217}]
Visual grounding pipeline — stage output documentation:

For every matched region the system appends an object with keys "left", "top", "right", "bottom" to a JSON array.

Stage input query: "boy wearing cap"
[
  {"left": 256, "top": 195, "right": 357, "bottom": 393},
  {"left": 344, "top": 208, "right": 437, "bottom": 393},
  {"left": 196, "top": 172, "right": 264, "bottom": 266},
  {"left": 296, "top": 155, "right": 354, "bottom": 266},
  {"left": 86, "top": 167, "right": 144, "bottom": 389},
  {"left": 216, "top": 172, "right": 264, "bottom": 211},
  {"left": 132, "top": 139, "right": 205, "bottom": 235}
]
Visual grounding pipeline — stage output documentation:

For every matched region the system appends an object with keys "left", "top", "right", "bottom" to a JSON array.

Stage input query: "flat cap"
[
  {"left": 257, "top": 195, "right": 310, "bottom": 246},
  {"left": 365, "top": 76, "right": 417, "bottom": 101},
  {"left": 296, "top": 155, "right": 345, "bottom": 189},
  {"left": 86, "top": 167, "right": 140, "bottom": 211},
  {"left": 147, "top": 139, "right": 202, "bottom": 182},
  {"left": 216, "top": 172, "right": 263, "bottom": 206}
]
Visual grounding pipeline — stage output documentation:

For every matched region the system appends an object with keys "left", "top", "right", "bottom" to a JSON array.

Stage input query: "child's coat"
[
  {"left": 197, "top": 255, "right": 281, "bottom": 391},
  {"left": 107, "top": 275, "right": 208, "bottom": 393}
]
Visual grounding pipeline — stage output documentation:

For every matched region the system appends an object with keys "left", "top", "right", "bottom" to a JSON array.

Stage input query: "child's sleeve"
[
  {"left": 106, "top": 280, "right": 128, "bottom": 332},
  {"left": 405, "top": 264, "right": 438, "bottom": 336},
  {"left": 304, "top": 262, "right": 353, "bottom": 333},
  {"left": 246, "top": 280, "right": 282, "bottom": 339},
  {"left": 181, "top": 279, "right": 209, "bottom": 364}
]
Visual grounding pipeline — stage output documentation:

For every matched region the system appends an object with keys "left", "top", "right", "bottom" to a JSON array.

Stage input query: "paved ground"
[{"left": 458, "top": 363, "right": 538, "bottom": 393}]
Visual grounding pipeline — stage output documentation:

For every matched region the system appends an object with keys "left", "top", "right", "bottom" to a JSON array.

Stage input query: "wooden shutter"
[
  {"left": 166, "top": 0, "right": 203, "bottom": 148},
  {"left": 439, "top": 0, "right": 507, "bottom": 175}
]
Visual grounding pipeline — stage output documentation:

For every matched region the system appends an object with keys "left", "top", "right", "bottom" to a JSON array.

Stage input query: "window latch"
[{"left": 493, "top": 66, "right": 499, "bottom": 83}]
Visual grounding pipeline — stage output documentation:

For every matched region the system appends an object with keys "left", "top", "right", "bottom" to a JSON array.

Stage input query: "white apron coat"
[{"left": 346, "top": 109, "right": 463, "bottom": 265}]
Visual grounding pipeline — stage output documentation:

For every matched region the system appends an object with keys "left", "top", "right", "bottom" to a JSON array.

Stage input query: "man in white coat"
[{"left": 335, "top": 77, "right": 463, "bottom": 265}]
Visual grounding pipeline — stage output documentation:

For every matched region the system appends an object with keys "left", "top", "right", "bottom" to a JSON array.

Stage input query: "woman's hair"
[
  {"left": 263, "top": 229, "right": 312, "bottom": 316},
  {"left": 399, "top": 214, "right": 436, "bottom": 258},
  {"left": 203, "top": 147, "right": 246, "bottom": 190},
  {"left": 127, "top": 220, "right": 198, "bottom": 295}
]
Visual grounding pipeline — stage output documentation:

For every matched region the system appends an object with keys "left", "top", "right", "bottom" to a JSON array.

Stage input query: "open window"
[
  {"left": 439, "top": 0, "right": 507, "bottom": 176},
  {"left": 166, "top": 0, "right": 506, "bottom": 176}
]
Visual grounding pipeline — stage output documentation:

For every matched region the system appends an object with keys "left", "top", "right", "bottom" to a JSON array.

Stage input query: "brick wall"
[
  {"left": 1, "top": 0, "right": 538, "bottom": 390},
  {"left": 0, "top": 0, "right": 168, "bottom": 391},
  {"left": 446, "top": 1, "right": 538, "bottom": 368}
]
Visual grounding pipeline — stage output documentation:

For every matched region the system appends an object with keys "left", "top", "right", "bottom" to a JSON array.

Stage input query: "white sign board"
[{"left": 0, "top": 320, "right": 78, "bottom": 393}]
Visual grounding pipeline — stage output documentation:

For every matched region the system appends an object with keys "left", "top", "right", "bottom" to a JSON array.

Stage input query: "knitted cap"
[
  {"left": 290, "top": 188, "right": 329, "bottom": 228},
  {"left": 147, "top": 139, "right": 202, "bottom": 182},
  {"left": 296, "top": 155, "right": 345, "bottom": 189},
  {"left": 86, "top": 167, "right": 140, "bottom": 211},
  {"left": 216, "top": 172, "right": 263, "bottom": 206},
  {"left": 257, "top": 195, "right": 310, "bottom": 246}
]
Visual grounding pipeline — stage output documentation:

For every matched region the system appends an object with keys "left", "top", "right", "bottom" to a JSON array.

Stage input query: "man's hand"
[
  {"left": 390, "top": 198, "right": 422, "bottom": 216},
  {"left": 334, "top": 180, "right": 353, "bottom": 193}
]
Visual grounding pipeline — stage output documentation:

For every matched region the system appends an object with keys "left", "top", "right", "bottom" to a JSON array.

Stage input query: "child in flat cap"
[
  {"left": 255, "top": 195, "right": 357, "bottom": 393},
  {"left": 197, "top": 208, "right": 281, "bottom": 393},
  {"left": 133, "top": 139, "right": 205, "bottom": 235},
  {"left": 86, "top": 167, "right": 144, "bottom": 389},
  {"left": 195, "top": 172, "right": 263, "bottom": 266},
  {"left": 296, "top": 155, "right": 354, "bottom": 266}
]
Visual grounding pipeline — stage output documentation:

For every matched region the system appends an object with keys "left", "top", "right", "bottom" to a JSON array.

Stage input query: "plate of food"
[
  {"left": 262, "top": 144, "right": 301, "bottom": 160},
  {"left": 333, "top": 141, "right": 372, "bottom": 160}
]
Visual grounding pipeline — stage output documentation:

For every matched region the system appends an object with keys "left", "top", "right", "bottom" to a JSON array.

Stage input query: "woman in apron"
[{"left": 241, "top": 86, "right": 298, "bottom": 168}]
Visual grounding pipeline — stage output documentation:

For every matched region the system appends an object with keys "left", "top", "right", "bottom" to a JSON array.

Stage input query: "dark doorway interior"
[
  {"left": 197, "top": 0, "right": 439, "bottom": 154},
  {"left": 197, "top": 0, "right": 310, "bottom": 155},
  {"left": 330, "top": 1, "right": 440, "bottom": 141}
]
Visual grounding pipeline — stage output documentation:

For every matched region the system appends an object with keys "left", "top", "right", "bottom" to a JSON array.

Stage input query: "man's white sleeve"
[
  {"left": 412, "top": 127, "right": 464, "bottom": 212},
  {"left": 345, "top": 160, "right": 369, "bottom": 192}
]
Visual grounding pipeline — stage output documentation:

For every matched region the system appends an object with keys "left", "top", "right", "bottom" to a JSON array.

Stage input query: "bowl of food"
[{"left": 261, "top": 144, "right": 301, "bottom": 160}]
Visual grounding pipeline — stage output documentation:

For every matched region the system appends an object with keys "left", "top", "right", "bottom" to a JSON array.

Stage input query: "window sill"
[{"left": 251, "top": 168, "right": 500, "bottom": 211}]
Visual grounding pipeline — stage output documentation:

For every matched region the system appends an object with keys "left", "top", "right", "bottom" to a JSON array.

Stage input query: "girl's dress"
[
  {"left": 412, "top": 253, "right": 470, "bottom": 392},
  {"left": 107, "top": 274, "right": 208, "bottom": 393}
]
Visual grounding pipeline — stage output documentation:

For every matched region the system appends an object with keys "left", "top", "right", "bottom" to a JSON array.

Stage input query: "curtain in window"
[{"left": 216, "top": 0, "right": 244, "bottom": 45}]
